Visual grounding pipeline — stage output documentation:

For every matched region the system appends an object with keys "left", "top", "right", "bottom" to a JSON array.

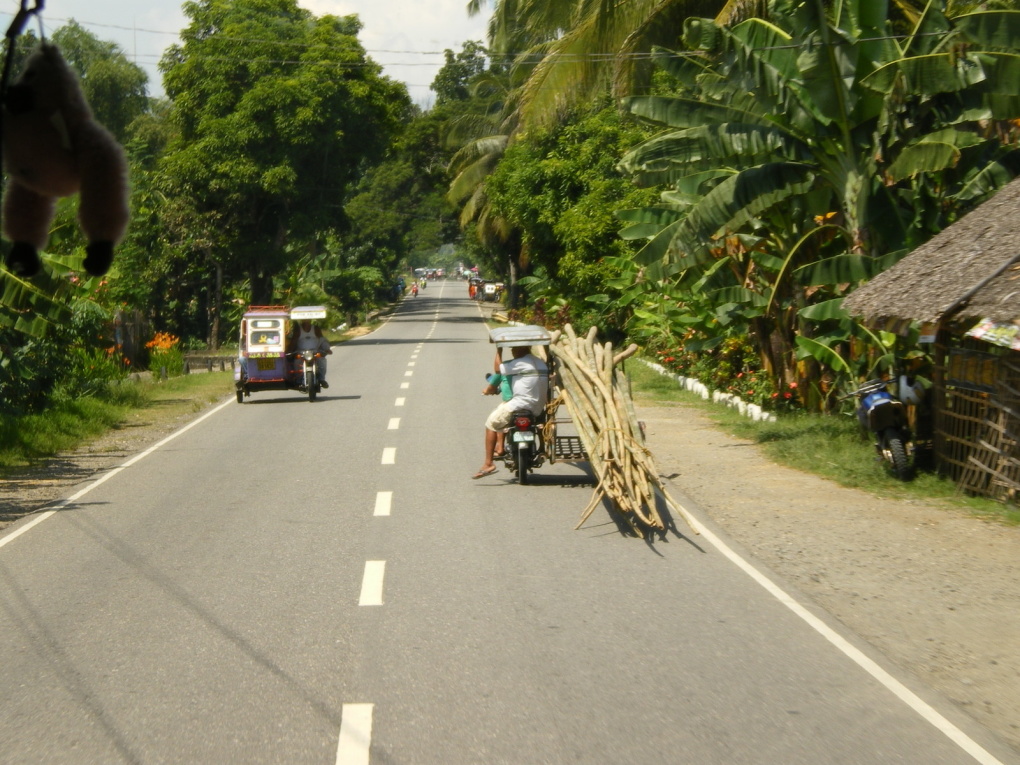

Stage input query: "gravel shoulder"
[
  {"left": 3, "top": 389, "right": 1018, "bottom": 755},
  {"left": 637, "top": 398, "right": 1020, "bottom": 755}
]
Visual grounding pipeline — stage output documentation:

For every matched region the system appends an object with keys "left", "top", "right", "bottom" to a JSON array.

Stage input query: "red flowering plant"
[{"left": 650, "top": 332, "right": 802, "bottom": 412}]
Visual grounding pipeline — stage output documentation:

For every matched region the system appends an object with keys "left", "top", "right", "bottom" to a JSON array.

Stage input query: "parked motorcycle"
[
  {"left": 847, "top": 377, "right": 919, "bottom": 480},
  {"left": 503, "top": 408, "right": 545, "bottom": 484}
]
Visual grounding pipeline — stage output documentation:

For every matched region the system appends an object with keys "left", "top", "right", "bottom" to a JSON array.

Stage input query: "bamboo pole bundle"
[{"left": 547, "top": 324, "right": 698, "bottom": 537}]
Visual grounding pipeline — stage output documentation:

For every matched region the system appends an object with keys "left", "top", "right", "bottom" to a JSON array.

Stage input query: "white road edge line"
[
  {"left": 374, "top": 491, "right": 392, "bottom": 517},
  {"left": 359, "top": 561, "right": 385, "bottom": 606},
  {"left": 335, "top": 702, "right": 373, "bottom": 765},
  {"left": 0, "top": 398, "right": 235, "bottom": 551},
  {"left": 684, "top": 509, "right": 1005, "bottom": 765}
]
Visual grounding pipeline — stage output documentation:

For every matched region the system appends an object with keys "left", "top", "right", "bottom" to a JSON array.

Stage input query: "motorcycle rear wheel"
[
  {"left": 517, "top": 444, "right": 529, "bottom": 485},
  {"left": 883, "top": 429, "right": 911, "bottom": 481}
]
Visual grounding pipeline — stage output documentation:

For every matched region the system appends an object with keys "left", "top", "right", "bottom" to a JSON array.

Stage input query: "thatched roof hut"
[
  {"left": 842, "top": 176, "right": 1020, "bottom": 327},
  {"left": 842, "top": 178, "right": 1020, "bottom": 503}
]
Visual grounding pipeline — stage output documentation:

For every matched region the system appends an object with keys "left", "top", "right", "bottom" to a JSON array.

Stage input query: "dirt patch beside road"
[{"left": 637, "top": 399, "right": 1020, "bottom": 755}]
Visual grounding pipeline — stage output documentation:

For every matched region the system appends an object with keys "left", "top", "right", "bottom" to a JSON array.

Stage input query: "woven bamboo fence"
[{"left": 934, "top": 335, "right": 1020, "bottom": 503}]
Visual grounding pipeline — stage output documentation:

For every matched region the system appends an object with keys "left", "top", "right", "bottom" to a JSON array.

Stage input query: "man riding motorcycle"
[
  {"left": 288, "top": 318, "right": 332, "bottom": 388},
  {"left": 473, "top": 345, "right": 548, "bottom": 479}
]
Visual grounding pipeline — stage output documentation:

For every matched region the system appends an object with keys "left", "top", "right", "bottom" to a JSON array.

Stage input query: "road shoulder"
[{"left": 637, "top": 398, "right": 1020, "bottom": 755}]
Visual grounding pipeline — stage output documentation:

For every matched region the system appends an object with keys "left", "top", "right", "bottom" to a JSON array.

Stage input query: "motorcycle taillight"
[{"left": 514, "top": 415, "right": 532, "bottom": 430}]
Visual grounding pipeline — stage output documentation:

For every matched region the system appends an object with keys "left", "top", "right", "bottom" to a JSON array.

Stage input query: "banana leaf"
[
  {"left": 864, "top": 51, "right": 1018, "bottom": 96},
  {"left": 623, "top": 96, "right": 757, "bottom": 130},
  {"left": 885, "top": 141, "right": 960, "bottom": 182},
  {"left": 669, "top": 169, "right": 733, "bottom": 196},
  {"left": 666, "top": 163, "right": 815, "bottom": 263},
  {"left": 954, "top": 11, "right": 1020, "bottom": 48},
  {"left": 0, "top": 260, "right": 78, "bottom": 338},
  {"left": 615, "top": 206, "right": 683, "bottom": 225},
  {"left": 955, "top": 151, "right": 1020, "bottom": 202},
  {"left": 794, "top": 335, "right": 852, "bottom": 373},
  {"left": 633, "top": 218, "right": 685, "bottom": 266},
  {"left": 619, "top": 123, "right": 805, "bottom": 184},
  {"left": 795, "top": 250, "right": 907, "bottom": 285},
  {"left": 798, "top": 298, "right": 850, "bottom": 321},
  {"left": 711, "top": 286, "right": 767, "bottom": 308}
]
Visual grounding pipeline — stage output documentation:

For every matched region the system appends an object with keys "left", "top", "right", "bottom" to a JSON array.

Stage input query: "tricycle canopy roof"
[
  {"left": 489, "top": 325, "right": 551, "bottom": 348},
  {"left": 243, "top": 305, "right": 289, "bottom": 320},
  {"left": 290, "top": 305, "right": 327, "bottom": 321}
]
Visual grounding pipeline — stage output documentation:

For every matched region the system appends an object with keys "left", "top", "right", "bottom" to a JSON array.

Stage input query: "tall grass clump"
[{"left": 0, "top": 395, "right": 133, "bottom": 468}]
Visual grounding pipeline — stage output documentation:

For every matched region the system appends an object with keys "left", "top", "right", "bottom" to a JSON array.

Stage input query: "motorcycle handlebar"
[{"left": 839, "top": 378, "right": 892, "bottom": 401}]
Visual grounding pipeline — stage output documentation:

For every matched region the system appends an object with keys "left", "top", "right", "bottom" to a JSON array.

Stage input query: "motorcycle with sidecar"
[
  {"left": 234, "top": 305, "right": 328, "bottom": 403},
  {"left": 489, "top": 325, "right": 588, "bottom": 484}
]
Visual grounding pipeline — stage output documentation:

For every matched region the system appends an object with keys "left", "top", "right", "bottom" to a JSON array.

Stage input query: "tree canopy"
[{"left": 158, "top": 0, "right": 410, "bottom": 304}]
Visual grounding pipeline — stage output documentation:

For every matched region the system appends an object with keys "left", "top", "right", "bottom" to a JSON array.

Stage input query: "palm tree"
[
  {"left": 445, "top": 69, "right": 528, "bottom": 301},
  {"left": 469, "top": 0, "right": 754, "bottom": 133}
]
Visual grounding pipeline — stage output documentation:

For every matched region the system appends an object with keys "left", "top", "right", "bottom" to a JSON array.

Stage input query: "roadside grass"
[
  {"left": 626, "top": 358, "right": 1020, "bottom": 525},
  {"left": 0, "top": 372, "right": 234, "bottom": 469},
  {"left": 0, "top": 309, "right": 393, "bottom": 473}
]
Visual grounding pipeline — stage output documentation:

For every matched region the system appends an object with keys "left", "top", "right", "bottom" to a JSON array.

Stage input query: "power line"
[
  {"left": 4, "top": 10, "right": 964, "bottom": 63},
  {"left": 0, "top": 10, "right": 987, "bottom": 83}
]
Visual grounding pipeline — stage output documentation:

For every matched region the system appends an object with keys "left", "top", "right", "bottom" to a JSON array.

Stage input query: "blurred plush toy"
[{"left": 1, "top": 41, "right": 129, "bottom": 277}]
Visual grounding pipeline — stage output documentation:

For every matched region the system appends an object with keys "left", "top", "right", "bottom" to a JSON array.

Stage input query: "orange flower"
[{"left": 146, "top": 332, "right": 180, "bottom": 351}]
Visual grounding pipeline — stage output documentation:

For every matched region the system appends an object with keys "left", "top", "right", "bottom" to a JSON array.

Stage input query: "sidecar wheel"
[{"left": 236, "top": 388, "right": 244, "bottom": 404}]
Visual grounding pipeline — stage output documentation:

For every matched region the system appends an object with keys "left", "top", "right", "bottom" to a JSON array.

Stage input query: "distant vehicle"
[{"left": 482, "top": 282, "right": 503, "bottom": 302}]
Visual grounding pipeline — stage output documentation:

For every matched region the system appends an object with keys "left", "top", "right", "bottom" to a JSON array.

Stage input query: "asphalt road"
[{"left": 1, "top": 281, "right": 1016, "bottom": 764}]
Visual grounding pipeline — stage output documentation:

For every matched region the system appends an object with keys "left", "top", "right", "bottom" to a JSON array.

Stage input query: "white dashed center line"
[
  {"left": 374, "top": 491, "right": 392, "bottom": 517},
  {"left": 388, "top": 418, "right": 400, "bottom": 430},
  {"left": 381, "top": 448, "right": 396, "bottom": 464},
  {"left": 336, "top": 703, "right": 373, "bottom": 765},
  {"left": 359, "top": 561, "right": 386, "bottom": 606}
]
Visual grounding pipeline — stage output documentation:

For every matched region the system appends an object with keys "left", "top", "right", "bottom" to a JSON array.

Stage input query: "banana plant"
[
  {"left": 614, "top": 0, "right": 1020, "bottom": 396},
  {"left": 0, "top": 253, "right": 88, "bottom": 338}
]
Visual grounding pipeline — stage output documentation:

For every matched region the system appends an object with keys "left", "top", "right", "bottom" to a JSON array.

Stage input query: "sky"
[{"left": 1, "top": 0, "right": 491, "bottom": 107}]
